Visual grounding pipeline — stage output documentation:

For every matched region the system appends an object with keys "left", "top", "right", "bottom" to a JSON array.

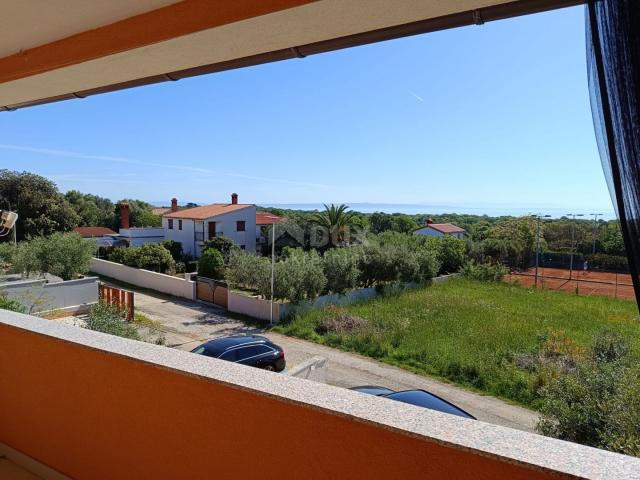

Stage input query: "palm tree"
[{"left": 312, "top": 203, "right": 355, "bottom": 248}]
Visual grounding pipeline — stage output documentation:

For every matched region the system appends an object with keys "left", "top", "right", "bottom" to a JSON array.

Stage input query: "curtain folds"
[{"left": 586, "top": 0, "right": 640, "bottom": 306}]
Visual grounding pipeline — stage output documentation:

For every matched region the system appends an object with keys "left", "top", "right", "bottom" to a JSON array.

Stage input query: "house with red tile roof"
[
  {"left": 413, "top": 219, "right": 465, "bottom": 239},
  {"left": 162, "top": 194, "right": 256, "bottom": 257},
  {"left": 255, "top": 212, "right": 286, "bottom": 247}
]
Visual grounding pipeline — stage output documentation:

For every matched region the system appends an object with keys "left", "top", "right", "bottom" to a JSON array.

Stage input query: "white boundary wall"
[
  {"left": 1, "top": 277, "right": 98, "bottom": 313},
  {"left": 227, "top": 291, "right": 282, "bottom": 321},
  {"left": 90, "top": 258, "right": 195, "bottom": 300}
]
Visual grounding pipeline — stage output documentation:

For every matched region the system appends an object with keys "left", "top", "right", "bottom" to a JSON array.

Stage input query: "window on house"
[
  {"left": 236, "top": 220, "right": 246, "bottom": 232},
  {"left": 178, "top": 219, "right": 182, "bottom": 230},
  {"left": 168, "top": 219, "right": 173, "bottom": 230},
  {"left": 240, "top": 245, "right": 246, "bottom": 250}
]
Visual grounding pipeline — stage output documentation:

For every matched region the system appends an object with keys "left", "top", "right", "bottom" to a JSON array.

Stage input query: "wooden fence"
[{"left": 99, "top": 283, "right": 134, "bottom": 320}]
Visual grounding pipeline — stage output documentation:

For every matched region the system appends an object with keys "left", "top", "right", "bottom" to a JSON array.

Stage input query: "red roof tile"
[
  {"left": 415, "top": 223, "right": 465, "bottom": 234},
  {"left": 256, "top": 212, "right": 285, "bottom": 225},
  {"left": 74, "top": 227, "right": 118, "bottom": 237},
  {"left": 163, "top": 203, "right": 252, "bottom": 220}
]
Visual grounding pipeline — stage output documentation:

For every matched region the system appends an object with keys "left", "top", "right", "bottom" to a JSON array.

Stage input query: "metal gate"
[{"left": 196, "top": 277, "right": 228, "bottom": 308}]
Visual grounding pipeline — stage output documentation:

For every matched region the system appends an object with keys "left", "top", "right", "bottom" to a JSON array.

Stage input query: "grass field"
[{"left": 273, "top": 278, "right": 640, "bottom": 407}]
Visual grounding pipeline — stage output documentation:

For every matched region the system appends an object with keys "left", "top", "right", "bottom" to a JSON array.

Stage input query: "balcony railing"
[{"left": 0, "top": 310, "right": 638, "bottom": 479}]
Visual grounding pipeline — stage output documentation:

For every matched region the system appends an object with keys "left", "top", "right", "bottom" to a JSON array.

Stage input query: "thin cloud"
[
  {"left": 0, "top": 143, "right": 335, "bottom": 189},
  {"left": 409, "top": 91, "right": 425, "bottom": 103}
]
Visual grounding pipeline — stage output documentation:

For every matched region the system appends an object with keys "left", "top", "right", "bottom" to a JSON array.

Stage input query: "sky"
[{"left": 0, "top": 5, "right": 615, "bottom": 215}]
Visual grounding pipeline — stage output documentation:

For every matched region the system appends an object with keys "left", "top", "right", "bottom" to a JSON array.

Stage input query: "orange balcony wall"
[{"left": 0, "top": 311, "right": 638, "bottom": 479}]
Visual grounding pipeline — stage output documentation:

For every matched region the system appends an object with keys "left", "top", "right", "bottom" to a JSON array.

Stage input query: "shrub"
[
  {"left": 316, "top": 308, "right": 369, "bottom": 334},
  {"left": 203, "top": 236, "right": 236, "bottom": 262},
  {"left": 591, "top": 327, "right": 629, "bottom": 363},
  {"left": 84, "top": 303, "right": 141, "bottom": 340},
  {"left": 0, "top": 242, "right": 15, "bottom": 267},
  {"left": 536, "top": 329, "right": 640, "bottom": 456},
  {"left": 461, "top": 261, "right": 508, "bottom": 281},
  {"left": 0, "top": 292, "right": 26, "bottom": 313},
  {"left": 161, "top": 240, "right": 183, "bottom": 262},
  {"left": 415, "top": 247, "right": 441, "bottom": 282},
  {"left": 323, "top": 248, "right": 360, "bottom": 294},
  {"left": 185, "top": 260, "right": 198, "bottom": 273},
  {"left": 135, "top": 244, "right": 175, "bottom": 273},
  {"left": 108, "top": 244, "right": 175, "bottom": 274},
  {"left": 438, "top": 236, "right": 467, "bottom": 273},
  {"left": 198, "top": 248, "right": 224, "bottom": 279},
  {"left": 585, "top": 253, "right": 629, "bottom": 273}
]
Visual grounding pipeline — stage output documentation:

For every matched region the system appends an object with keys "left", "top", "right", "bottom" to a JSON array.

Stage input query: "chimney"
[
  {"left": 231, "top": 193, "right": 238, "bottom": 205},
  {"left": 119, "top": 203, "right": 130, "bottom": 230},
  {"left": 426, "top": 217, "right": 434, "bottom": 225},
  {"left": 171, "top": 197, "right": 178, "bottom": 212}
]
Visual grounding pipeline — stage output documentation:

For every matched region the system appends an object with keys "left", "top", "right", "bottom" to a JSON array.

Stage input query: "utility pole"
[
  {"left": 567, "top": 213, "right": 584, "bottom": 279},
  {"left": 533, "top": 214, "right": 551, "bottom": 288},
  {"left": 590, "top": 213, "right": 602, "bottom": 254},
  {"left": 270, "top": 222, "right": 276, "bottom": 326}
]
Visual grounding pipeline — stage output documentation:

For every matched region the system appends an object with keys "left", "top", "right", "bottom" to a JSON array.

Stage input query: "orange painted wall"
[{"left": 0, "top": 323, "right": 557, "bottom": 479}]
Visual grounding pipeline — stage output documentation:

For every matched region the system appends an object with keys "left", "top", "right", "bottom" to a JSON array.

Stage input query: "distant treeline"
[{"left": 0, "top": 170, "right": 161, "bottom": 241}]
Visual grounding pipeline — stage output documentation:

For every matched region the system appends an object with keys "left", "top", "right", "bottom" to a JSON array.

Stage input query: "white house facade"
[{"left": 163, "top": 195, "right": 256, "bottom": 258}]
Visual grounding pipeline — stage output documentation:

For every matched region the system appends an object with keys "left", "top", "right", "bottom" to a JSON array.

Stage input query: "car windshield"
[{"left": 384, "top": 391, "right": 475, "bottom": 419}]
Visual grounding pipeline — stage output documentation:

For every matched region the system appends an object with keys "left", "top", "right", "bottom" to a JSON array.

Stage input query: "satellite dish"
[{"left": 0, "top": 210, "right": 18, "bottom": 236}]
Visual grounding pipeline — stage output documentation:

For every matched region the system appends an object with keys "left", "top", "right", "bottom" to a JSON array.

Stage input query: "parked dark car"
[
  {"left": 191, "top": 335, "right": 286, "bottom": 372},
  {"left": 350, "top": 386, "right": 476, "bottom": 419}
]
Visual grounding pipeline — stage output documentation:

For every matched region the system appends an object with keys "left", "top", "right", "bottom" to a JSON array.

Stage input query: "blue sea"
[{"left": 259, "top": 203, "right": 617, "bottom": 220}]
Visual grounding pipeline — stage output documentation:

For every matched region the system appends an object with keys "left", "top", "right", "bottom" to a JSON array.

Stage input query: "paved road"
[{"left": 130, "top": 287, "right": 538, "bottom": 433}]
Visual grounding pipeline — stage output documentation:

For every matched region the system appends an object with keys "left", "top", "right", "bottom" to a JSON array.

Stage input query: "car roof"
[
  {"left": 350, "top": 385, "right": 396, "bottom": 396},
  {"left": 383, "top": 390, "right": 476, "bottom": 420},
  {"left": 200, "top": 335, "right": 271, "bottom": 354}
]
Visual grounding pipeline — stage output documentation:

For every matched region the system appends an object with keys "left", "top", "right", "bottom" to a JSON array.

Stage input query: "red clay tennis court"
[{"left": 504, "top": 267, "right": 635, "bottom": 301}]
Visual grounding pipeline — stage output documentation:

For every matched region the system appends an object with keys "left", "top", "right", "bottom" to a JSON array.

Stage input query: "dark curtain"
[{"left": 586, "top": 0, "right": 640, "bottom": 306}]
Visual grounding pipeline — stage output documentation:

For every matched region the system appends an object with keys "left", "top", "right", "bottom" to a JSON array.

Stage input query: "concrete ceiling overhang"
[{"left": 0, "top": 0, "right": 583, "bottom": 111}]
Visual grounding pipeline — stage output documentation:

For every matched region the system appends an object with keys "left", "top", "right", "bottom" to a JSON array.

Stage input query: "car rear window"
[{"left": 384, "top": 391, "right": 474, "bottom": 419}]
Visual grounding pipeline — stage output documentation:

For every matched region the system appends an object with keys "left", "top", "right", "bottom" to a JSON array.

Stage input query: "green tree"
[
  {"left": 438, "top": 236, "right": 467, "bottom": 273},
  {"left": 369, "top": 212, "right": 394, "bottom": 234},
  {"left": 312, "top": 203, "right": 356, "bottom": 248},
  {"left": 225, "top": 251, "right": 271, "bottom": 296},
  {"left": 323, "top": 248, "right": 361, "bottom": 294},
  {"left": 64, "top": 190, "right": 117, "bottom": 228},
  {"left": 482, "top": 216, "right": 537, "bottom": 269},
  {"left": 12, "top": 232, "right": 94, "bottom": 280},
  {"left": 116, "top": 199, "right": 161, "bottom": 228},
  {"left": 0, "top": 170, "right": 80, "bottom": 240},
  {"left": 392, "top": 214, "right": 418, "bottom": 233},
  {"left": 198, "top": 248, "right": 224, "bottom": 279},
  {"left": 284, "top": 248, "right": 327, "bottom": 301}
]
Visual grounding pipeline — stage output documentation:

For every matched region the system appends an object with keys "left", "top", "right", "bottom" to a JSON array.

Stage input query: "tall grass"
[{"left": 274, "top": 278, "right": 640, "bottom": 407}]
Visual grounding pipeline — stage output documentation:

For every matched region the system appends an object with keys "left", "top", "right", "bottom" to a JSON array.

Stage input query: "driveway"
[{"left": 129, "top": 287, "right": 539, "bottom": 433}]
